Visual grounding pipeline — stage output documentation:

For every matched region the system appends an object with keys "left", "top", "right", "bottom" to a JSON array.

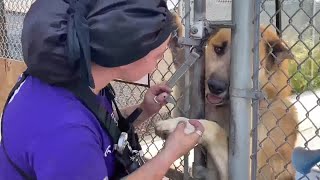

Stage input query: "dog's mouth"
[{"left": 206, "top": 91, "right": 228, "bottom": 106}]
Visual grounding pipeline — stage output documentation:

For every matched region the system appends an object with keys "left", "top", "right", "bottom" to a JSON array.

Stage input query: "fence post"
[
  {"left": 189, "top": 0, "right": 206, "bottom": 179},
  {"left": 229, "top": 0, "right": 254, "bottom": 179},
  {"left": 182, "top": 0, "right": 191, "bottom": 179},
  {"left": 251, "top": 0, "right": 262, "bottom": 179}
]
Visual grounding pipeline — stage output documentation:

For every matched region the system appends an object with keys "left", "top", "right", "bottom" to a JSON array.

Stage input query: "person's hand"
[
  {"left": 162, "top": 120, "right": 204, "bottom": 161},
  {"left": 140, "top": 82, "right": 172, "bottom": 116}
]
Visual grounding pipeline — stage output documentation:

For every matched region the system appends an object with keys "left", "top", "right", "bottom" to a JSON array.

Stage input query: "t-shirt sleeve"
[{"left": 30, "top": 124, "right": 109, "bottom": 180}]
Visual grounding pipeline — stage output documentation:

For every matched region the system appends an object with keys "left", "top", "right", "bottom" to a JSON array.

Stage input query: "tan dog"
[{"left": 155, "top": 14, "right": 299, "bottom": 180}]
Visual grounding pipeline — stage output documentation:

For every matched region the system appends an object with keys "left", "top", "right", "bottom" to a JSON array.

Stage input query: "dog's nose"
[{"left": 207, "top": 79, "right": 227, "bottom": 95}]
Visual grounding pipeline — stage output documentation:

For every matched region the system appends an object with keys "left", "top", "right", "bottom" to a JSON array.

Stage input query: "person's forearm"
[
  {"left": 121, "top": 150, "right": 176, "bottom": 180},
  {"left": 119, "top": 104, "right": 152, "bottom": 127}
]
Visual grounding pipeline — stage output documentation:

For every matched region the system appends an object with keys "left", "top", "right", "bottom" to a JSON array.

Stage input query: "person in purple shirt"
[{"left": 0, "top": 0, "right": 204, "bottom": 180}]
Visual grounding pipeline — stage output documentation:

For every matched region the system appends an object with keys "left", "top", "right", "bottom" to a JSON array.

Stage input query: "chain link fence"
[
  {"left": 0, "top": 0, "right": 31, "bottom": 59},
  {"left": 252, "top": 0, "right": 320, "bottom": 179},
  {"left": 1, "top": 0, "right": 320, "bottom": 180},
  {"left": 0, "top": 0, "right": 204, "bottom": 179},
  {"left": 253, "top": 0, "right": 320, "bottom": 179}
]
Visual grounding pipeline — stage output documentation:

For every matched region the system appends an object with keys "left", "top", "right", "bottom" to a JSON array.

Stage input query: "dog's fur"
[{"left": 155, "top": 14, "right": 299, "bottom": 180}]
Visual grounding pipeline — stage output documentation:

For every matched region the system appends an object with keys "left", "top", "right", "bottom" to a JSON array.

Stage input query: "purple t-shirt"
[{"left": 0, "top": 76, "right": 116, "bottom": 180}]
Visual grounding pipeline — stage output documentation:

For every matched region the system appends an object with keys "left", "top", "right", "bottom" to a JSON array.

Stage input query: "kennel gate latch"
[{"left": 165, "top": 48, "right": 201, "bottom": 105}]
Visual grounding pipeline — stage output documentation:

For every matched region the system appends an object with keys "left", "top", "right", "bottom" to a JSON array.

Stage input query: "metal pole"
[
  {"left": 183, "top": 0, "right": 191, "bottom": 179},
  {"left": 229, "top": 0, "right": 254, "bottom": 179},
  {"left": 193, "top": 0, "right": 206, "bottom": 21},
  {"left": 190, "top": 0, "right": 206, "bottom": 179},
  {"left": 251, "top": 0, "right": 262, "bottom": 179},
  {"left": 275, "top": 0, "right": 282, "bottom": 37},
  {"left": 311, "top": 0, "right": 320, "bottom": 78},
  {"left": 183, "top": 0, "right": 191, "bottom": 124}
]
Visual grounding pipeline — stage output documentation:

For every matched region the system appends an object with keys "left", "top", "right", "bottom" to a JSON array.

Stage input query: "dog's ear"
[
  {"left": 268, "top": 40, "right": 294, "bottom": 60},
  {"left": 264, "top": 39, "right": 294, "bottom": 71}
]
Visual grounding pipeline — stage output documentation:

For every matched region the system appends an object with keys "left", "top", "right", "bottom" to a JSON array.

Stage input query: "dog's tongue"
[{"left": 206, "top": 94, "right": 223, "bottom": 104}]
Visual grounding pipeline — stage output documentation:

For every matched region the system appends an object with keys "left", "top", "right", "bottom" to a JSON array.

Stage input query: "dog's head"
[
  {"left": 205, "top": 29, "right": 231, "bottom": 105},
  {"left": 205, "top": 27, "right": 294, "bottom": 106}
]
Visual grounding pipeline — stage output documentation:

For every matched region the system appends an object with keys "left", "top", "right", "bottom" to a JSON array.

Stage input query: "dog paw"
[{"left": 154, "top": 117, "right": 194, "bottom": 140}]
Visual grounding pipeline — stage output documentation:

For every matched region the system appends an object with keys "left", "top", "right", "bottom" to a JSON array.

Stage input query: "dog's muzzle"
[{"left": 206, "top": 79, "right": 229, "bottom": 105}]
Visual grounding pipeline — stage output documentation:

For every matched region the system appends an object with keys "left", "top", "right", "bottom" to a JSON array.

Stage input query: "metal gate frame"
[
  {"left": 170, "top": 0, "right": 256, "bottom": 179},
  {"left": 229, "top": 0, "right": 254, "bottom": 179}
]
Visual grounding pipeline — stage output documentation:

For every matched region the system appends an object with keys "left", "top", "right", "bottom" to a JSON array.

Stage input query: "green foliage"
[{"left": 288, "top": 38, "right": 320, "bottom": 94}]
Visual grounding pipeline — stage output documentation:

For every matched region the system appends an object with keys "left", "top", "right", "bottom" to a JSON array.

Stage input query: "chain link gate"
[{"left": 2, "top": 0, "right": 320, "bottom": 179}]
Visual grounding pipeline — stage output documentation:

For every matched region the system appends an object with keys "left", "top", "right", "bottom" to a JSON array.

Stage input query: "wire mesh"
[
  {"left": 253, "top": 0, "right": 320, "bottom": 179},
  {"left": 4, "top": 0, "right": 320, "bottom": 179},
  {"left": 199, "top": 0, "right": 320, "bottom": 179},
  {"left": 0, "top": 0, "right": 33, "bottom": 60},
  {"left": 0, "top": 0, "right": 198, "bottom": 179}
]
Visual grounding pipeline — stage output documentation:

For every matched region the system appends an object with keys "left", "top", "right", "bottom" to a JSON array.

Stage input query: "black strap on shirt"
[{"left": 100, "top": 85, "right": 143, "bottom": 148}]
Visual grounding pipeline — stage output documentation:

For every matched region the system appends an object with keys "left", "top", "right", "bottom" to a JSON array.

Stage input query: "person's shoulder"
[{"left": 4, "top": 75, "right": 104, "bottom": 142}]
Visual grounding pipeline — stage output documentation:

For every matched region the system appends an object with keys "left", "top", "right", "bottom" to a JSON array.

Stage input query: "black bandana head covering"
[{"left": 22, "top": 0, "right": 173, "bottom": 88}]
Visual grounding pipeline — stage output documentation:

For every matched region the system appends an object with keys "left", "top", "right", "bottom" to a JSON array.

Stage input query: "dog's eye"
[{"left": 214, "top": 46, "right": 224, "bottom": 56}]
